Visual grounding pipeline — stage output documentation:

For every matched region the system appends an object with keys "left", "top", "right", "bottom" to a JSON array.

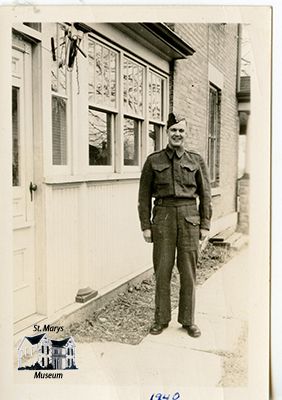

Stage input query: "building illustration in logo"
[{"left": 17, "top": 333, "right": 77, "bottom": 370}]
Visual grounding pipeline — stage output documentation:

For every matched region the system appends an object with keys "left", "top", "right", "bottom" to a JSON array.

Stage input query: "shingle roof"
[
  {"left": 25, "top": 333, "right": 46, "bottom": 345},
  {"left": 51, "top": 338, "right": 71, "bottom": 347}
]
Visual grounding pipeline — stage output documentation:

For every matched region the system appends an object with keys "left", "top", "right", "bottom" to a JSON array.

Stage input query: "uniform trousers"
[{"left": 151, "top": 199, "right": 200, "bottom": 326}]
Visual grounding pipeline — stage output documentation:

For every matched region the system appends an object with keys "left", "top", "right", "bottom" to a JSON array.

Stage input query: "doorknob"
[{"left": 29, "top": 181, "right": 37, "bottom": 201}]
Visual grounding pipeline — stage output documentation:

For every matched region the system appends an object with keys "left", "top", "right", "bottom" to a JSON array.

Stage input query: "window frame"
[
  {"left": 43, "top": 23, "right": 72, "bottom": 177},
  {"left": 43, "top": 26, "right": 169, "bottom": 182},
  {"left": 208, "top": 82, "right": 221, "bottom": 188},
  {"left": 87, "top": 36, "right": 119, "bottom": 173},
  {"left": 122, "top": 115, "right": 142, "bottom": 168},
  {"left": 87, "top": 33, "right": 168, "bottom": 175},
  {"left": 147, "top": 67, "right": 167, "bottom": 154},
  {"left": 88, "top": 106, "right": 116, "bottom": 171},
  {"left": 121, "top": 54, "right": 146, "bottom": 171},
  {"left": 51, "top": 23, "right": 70, "bottom": 168}
]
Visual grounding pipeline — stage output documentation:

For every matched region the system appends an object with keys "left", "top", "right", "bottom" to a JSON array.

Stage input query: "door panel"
[{"left": 12, "top": 44, "right": 36, "bottom": 322}]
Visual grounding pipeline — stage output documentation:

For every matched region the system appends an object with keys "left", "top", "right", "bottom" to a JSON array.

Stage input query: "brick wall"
[{"left": 171, "top": 23, "right": 239, "bottom": 221}]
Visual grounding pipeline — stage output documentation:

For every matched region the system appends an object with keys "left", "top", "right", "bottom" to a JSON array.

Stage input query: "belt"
[{"left": 154, "top": 197, "right": 196, "bottom": 207}]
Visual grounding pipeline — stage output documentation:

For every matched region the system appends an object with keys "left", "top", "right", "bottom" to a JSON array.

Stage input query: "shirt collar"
[{"left": 165, "top": 144, "right": 185, "bottom": 159}]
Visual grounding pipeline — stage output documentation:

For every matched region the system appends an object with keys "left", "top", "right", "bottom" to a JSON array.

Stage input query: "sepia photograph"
[{"left": 0, "top": 4, "right": 272, "bottom": 400}]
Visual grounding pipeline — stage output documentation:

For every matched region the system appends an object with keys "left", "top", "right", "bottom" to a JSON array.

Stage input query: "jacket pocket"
[
  {"left": 185, "top": 215, "right": 200, "bottom": 226},
  {"left": 152, "top": 163, "right": 171, "bottom": 184},
  {"left": 183, "top": 215, "right": 200, "bottom": 249},
  {"left": 181, "top": 161, "right": 197, "bottom": 172},
  {"left": 152, "top": 206, "right": 168, "bottom": 225},
  {"left": 180, "top": 163, "right": 197, "bottom": 185}
]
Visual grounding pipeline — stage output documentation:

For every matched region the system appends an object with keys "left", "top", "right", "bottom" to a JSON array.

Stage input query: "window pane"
[
  {"left": 123, "top": 58, "right": 128, "bottom": 108},
  {"left": 103, "top": 46, "right": 110, "bottom": 105},
  {"left": 95, "top": 43, "right": 103, "bottom": 103},
  {"left": 210, "top": 138, "right": 215, "bottom": 182},
  {"left": 58, "top": 27, "right": 67, "bottom": 94},
  {"left": 148, "top": 123, "right": 161, "bottom": 154},
  {"left": 51, "top": 24, "right": 67, "bottom": 95},
  {"left": 12, "top": 86, "right": 20, "bottom": 186},
  {"left": 89, "top": 109, "right": 112, "bottom": 166},
  {"left": 88, "top": 39, "right": 117, "bottom": 107},
  {"left": 149, "top": 71, "right": 164, "bottom": 121},
  {"left": 208, "top": 84, "right": 221, "bottom": 185},
  {"left": 52, "top": 96, "right": 67, "bottom": 165},
  {"left": 50, "top": 24, "right": 58, "bottom": 92},
  {"left": 123, "top": 118, "right": 139, "bottom": 166},
  {"left": 123, "top": 57, "right": 144, "bottom": 116},
  {"left": 138, "top": 66, "right": 144, "bottom": 114},
  {"left": 110, "top": 51, "right": 117, "bottom": 106},
  {"left": 127, "top": 61, "right": 134, "bottom": 112},
  {"left": 88, "top": 40, "right": 95, "bottom": 103}
]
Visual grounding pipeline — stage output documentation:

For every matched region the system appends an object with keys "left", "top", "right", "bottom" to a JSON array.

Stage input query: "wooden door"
[{"left": 12, "top": 42, "right": 36, "bottom": 322}]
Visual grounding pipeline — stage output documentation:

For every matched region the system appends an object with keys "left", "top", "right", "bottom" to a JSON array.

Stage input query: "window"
[
  {"left": 46, "top": 25, "right": 169, "bottom": 178},
  {"left": 51, "top": 24, "right": 69, "bottom": 166},
  {"left": 148, "top": 70, "right": 166, "bottom": 153},
  {"left": 123, "top": 57, "right": 144, "bottom": 167},
  {"left": 208, "top": 84, "right": 221, "bottom": 187},
  {"left": 148, "top": 123, "right": 161, "bottom": 154},
  {"left": 88, "top": 38, "right": 117, "bottom": 168},
  {"left": 123, "top": 57, "right": 144, "bottom": 116},
  {"left": 123, "top": 117, "right": 140, "bottom": 165},
  {"left": 89, "top": 109, "right": 113, "bottom": 166},
  {"left": 41, "top": 345, "right": 44, "bottom": 354},
  {"left": 87, "top": 35, "right": 169, "bottom": 174},
  {"left": 12, "top": 86, "right": 20, "bottom": 186},
  {"left": 149, "top": 70, "right": 164, "bottom": 121}
]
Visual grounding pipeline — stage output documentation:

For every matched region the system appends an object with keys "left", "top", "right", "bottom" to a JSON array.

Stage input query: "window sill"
[
  {"left": 43, "top": 172, "right": 141, "bottom": 185},
  {"left": 211, "top": 187, "right": 221, "bottom": 197}
]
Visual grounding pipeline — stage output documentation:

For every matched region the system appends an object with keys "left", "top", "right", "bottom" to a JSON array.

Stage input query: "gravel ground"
[{"left": 64, "top": 243, "right": 233, "bottom": 345}]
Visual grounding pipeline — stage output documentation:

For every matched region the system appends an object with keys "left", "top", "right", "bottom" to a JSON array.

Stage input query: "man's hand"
[
  {"left": 199, "top": 229, "right": 209, "bottom": 253},
  {"left": 200, "top": 229, "right": 209, "bottom": 241},
  {"left": 143, "top": 229, "right": 152, "bottom": 243}
]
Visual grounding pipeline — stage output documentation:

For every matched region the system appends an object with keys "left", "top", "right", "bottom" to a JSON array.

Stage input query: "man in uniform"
[{"left": 138, "top": 112, "right": 212, "bottom": 337}]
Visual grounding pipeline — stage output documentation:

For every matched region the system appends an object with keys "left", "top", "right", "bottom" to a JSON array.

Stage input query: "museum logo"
[{"left": 17, "top": 330, "right": 78, "bottom": 379}]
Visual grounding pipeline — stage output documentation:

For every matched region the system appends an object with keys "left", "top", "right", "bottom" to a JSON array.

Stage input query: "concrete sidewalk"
[{"left": 15, "top": 247, "right": 249, "bottom": 400}]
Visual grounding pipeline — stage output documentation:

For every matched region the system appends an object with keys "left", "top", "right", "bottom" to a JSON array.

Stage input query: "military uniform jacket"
[{"left": 138, "top": 145, "right": 212, "bottom": 231}]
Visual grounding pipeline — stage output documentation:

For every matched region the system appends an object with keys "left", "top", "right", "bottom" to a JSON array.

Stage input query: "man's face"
[{"left": 167, "top": 119, "right": 187, "bottom": 148}]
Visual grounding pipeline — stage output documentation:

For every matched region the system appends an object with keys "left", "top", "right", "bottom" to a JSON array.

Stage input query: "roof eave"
[
  {"left": 140, "top": 23, "right": 195, "bottom": 59},
  {"left": 74, "top": 22, "right": 195, "bottom": 61}
]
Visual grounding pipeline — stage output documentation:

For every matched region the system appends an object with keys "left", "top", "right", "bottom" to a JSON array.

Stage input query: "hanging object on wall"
[
  {"left": 50, "top": 23, "right": 87, "bottom": 71},
  {"left": 51, "top": 36, "right": 56, "bottom": 62},
  {"left": 65, "top": 25, "right": 87, "bottom": 70}
]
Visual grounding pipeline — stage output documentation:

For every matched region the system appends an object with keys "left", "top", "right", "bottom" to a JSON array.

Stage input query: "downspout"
[
  {"left": 236, "top": 24, "right": 242, "bottom": 215},
  {"left": 236, "top": 24, "right": 242, "bottom": 93},
  {"left": 169, "top": 59, "right": 175, "bottom": 113}
]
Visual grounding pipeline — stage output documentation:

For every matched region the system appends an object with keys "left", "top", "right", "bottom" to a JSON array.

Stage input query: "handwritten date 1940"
[{"left": 150, "top": 393, "right": 180, "bottom": 400}]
